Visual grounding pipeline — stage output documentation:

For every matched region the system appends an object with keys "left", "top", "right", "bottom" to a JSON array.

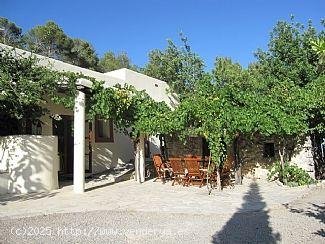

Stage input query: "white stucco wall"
[
  {"left": 85, "top": 123, "right": 135, "bottom": 174},
  {"left": 147, "top": 136, "right": 161, "bottom": 157},
  {"left": 290, "top": 137, "right": 315, "bottom": 179},
  {"left": 0, "top": 135, "right": 59, "bottom": 194},
  {"left": 0, "top": 43, "right": 124, "bottom": 88},
  {"left": 91, "top": 134, "right": 160, "bottom": 173},
  {"left": 92, "top": 130, "right": 134, "bottom": 174},
  {"left": 41, "top": 101, "right": 73, "bottom": 136},
  {"left": 105, "top": 69, "right": 179, "bottom": 109},
  {"left": 40, "top": 101, "right": 134, "bottom": 175},
  {"left": 0, "top": 174, "right": 9, "bottom": 194}
]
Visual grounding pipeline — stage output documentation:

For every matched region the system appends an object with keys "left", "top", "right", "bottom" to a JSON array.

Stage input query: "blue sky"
[{"left": 1, "top": 0, "right": 324, "bottom": 70}]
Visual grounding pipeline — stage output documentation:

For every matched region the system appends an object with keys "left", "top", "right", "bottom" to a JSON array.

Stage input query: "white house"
[{"left": 0, "top": 43, "right": 178, "bottom": 194}]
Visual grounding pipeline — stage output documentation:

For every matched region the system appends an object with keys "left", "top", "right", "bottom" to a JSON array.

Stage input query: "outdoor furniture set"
[{"left": 152, "top": 154, "right": 222, "bottom": 187}]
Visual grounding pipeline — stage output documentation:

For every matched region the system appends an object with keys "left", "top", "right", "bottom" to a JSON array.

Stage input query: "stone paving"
[{"left": 0, "top": 176, "right": 317, "bottom": 219}]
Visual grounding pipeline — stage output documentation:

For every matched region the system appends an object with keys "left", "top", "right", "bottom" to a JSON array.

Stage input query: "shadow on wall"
[
  {"left": 288, "top": 136, "right": 308, "bottom": 161},
  {"left": 149, "top": 140, "right": 160, "bottom": 157},
  {"left": 211, "top": 181, "right": 281, "bottom": 243},
  {"left": 92, "top": 131, "right": 134, "bottom": 174},
  {"left": 167, "top": 92, "right": 179, "bottom": 109},
  {"left": 93, "top": 146, "right": 116, "bottom": 173},
  {"left": 0, "top": 138, "right": 8, "bottom": 170},
  {"left": 10, "top": 137, "right": 46, "bottom": 193},
  {"left": 285, "top": 201, "right": 325, "bottom": 237},
  {"left": 0, "top": 136, "right": 58, "bottom": 195}
]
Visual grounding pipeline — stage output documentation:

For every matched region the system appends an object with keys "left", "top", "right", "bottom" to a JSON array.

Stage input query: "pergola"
[{"left": 73, "top": 78, "right": 147, "bottom": 193}]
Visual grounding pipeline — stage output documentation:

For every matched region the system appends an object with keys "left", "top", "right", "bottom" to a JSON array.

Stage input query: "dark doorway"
[
  {"left": 53, "top": 115, "right": 74, "bottom": 175},
  {"left": 202, "top": 137, "right": 210, "bottom": 158},
  {"left": 263, "top": 142, "right": 275, "bottom": 158}
]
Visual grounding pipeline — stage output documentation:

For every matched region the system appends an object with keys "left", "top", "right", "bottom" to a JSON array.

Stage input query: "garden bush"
[{"left": 268, "top": 161, "right": 316, "bottom": 186}]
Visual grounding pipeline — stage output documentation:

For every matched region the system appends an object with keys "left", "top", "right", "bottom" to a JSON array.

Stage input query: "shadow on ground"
[
  {"left": 0, "top": 169, "right": 134, "bottom": 205},
  {"left": 212, "top": 181, "right": 281, "bottom": 243},
  {"left": 285, "top": 202, "right": 325, "bottom": 237},
  {"left": 0, "top": 192, "right": 57, "bottom": 206}
]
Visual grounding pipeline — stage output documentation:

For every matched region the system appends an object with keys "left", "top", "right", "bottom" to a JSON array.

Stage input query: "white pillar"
[
  {"left": 135, "top": 141, "right": 140, "bottom": 183},
  {"left": 139, "top": 135, "right": 146, "bottom": 183},
  {"left": 135, "top": 135, "right": 145, "bottom": 183},
  {"left": 73, "top": 88, "right": 85, "bottom": 193}
]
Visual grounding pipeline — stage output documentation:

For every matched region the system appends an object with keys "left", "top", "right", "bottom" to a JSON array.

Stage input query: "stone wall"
[
  {"left": 289, "top": 137, "right": 315, "bottom": 179},
  {"left": 164, "top": 134, "right": 315, "bottom": 179},
  {"left": 240, "top": 136, "right": 315, "bottom": 179},
  {"left": 165, "top": 134, "right": 203, "bottom": 157},
  {"left": 240, "top": 137, "right": 279, "bottom": 178}
]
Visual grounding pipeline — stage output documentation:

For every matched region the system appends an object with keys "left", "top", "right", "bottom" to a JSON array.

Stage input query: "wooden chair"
[
  {"left": 202, "top": 156, "right": 235, "bottom": 189},
  {"left": 199, "top": 156, "right": 210, "bottom": 168},
  {"left": 169, "top": 157, "right": 187, "bottom": 186},
  {"left": 184, "top": 157, "right": 207, "bottom": 187},
  {"left": 184, "top": 154, "right": 198, "bottom": 158},
  {"left": 152, "top": 154, "right": 171, "bottom": 183}
]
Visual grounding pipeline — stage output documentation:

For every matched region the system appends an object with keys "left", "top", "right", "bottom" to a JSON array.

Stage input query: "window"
[
  {"left": 95, "top": 117, "right": 114, "bottom": 142},
  {"left": 263, "top": 143, "right": 275, "bottom": 158}
]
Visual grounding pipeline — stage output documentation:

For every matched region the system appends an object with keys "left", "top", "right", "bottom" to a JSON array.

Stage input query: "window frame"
[{"left": 95, "top": 117, "right": 114, "bottom": 143}]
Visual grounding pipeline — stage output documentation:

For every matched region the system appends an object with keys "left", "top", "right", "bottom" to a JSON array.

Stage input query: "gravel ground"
[{"left": 0, "top": 187, "right": 324, "bottom": 244}]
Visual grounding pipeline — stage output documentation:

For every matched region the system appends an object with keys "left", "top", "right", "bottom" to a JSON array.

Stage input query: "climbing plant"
[
  {"left": 0, "top": 47, "right": 78, "bottom": 135},
  {"left": 0, "top": 47, "right": 175, "bottom": 139},
  {"left": 88, "top": 80, "right": 173, "bottom": 138}
]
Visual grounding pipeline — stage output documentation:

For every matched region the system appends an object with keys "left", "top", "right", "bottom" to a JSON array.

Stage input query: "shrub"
[{"left": 268, "top": 161, "right": 316, "bottom": 186}]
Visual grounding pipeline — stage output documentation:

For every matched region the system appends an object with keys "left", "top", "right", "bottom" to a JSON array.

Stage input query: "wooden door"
[{"left": 53, "top": 115, "right": 74, "bottom": 174}]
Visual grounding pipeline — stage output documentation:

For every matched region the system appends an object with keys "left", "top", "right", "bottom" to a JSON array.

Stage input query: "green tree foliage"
[
  {"left": 213, "top": 57, "right": 310, "bottom": 180},
  {"left": 0, "top": 49, "right": 57, "bottom": 119},
  {"left": 22, "top": 21, "right": 71, "bottom": 59},
  {"left": 210, "top": 18, "right": 324, "bottom": 181},
  {"left": 254, "top": 18, "right": 324, "bottom": 159},
  {"left": 311, "top": 37, "right": 325, "bottom": 67},
  {"left": 65, "top": 38, "right": 99, "bottom": 70},
  {"left": 0, "top": 17, "right": 22, "bottom": 46},
  {"left": 255, "top": 18, "right": 320, "bottom": 87},
  {"left": 98, "top": 51, "right": 132, "bottom": 72},
  {"left": 165, "top": 19, "right": 324, "bottom": 183},
  {"left": 22, "top": 21, "right": 101, "bottom": 70},
  {"left": 4, "top": 18, "right": 134, "bottom": 72},
  {"left": 144, "top": 34, "right": 205, "bottom": 97}
]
